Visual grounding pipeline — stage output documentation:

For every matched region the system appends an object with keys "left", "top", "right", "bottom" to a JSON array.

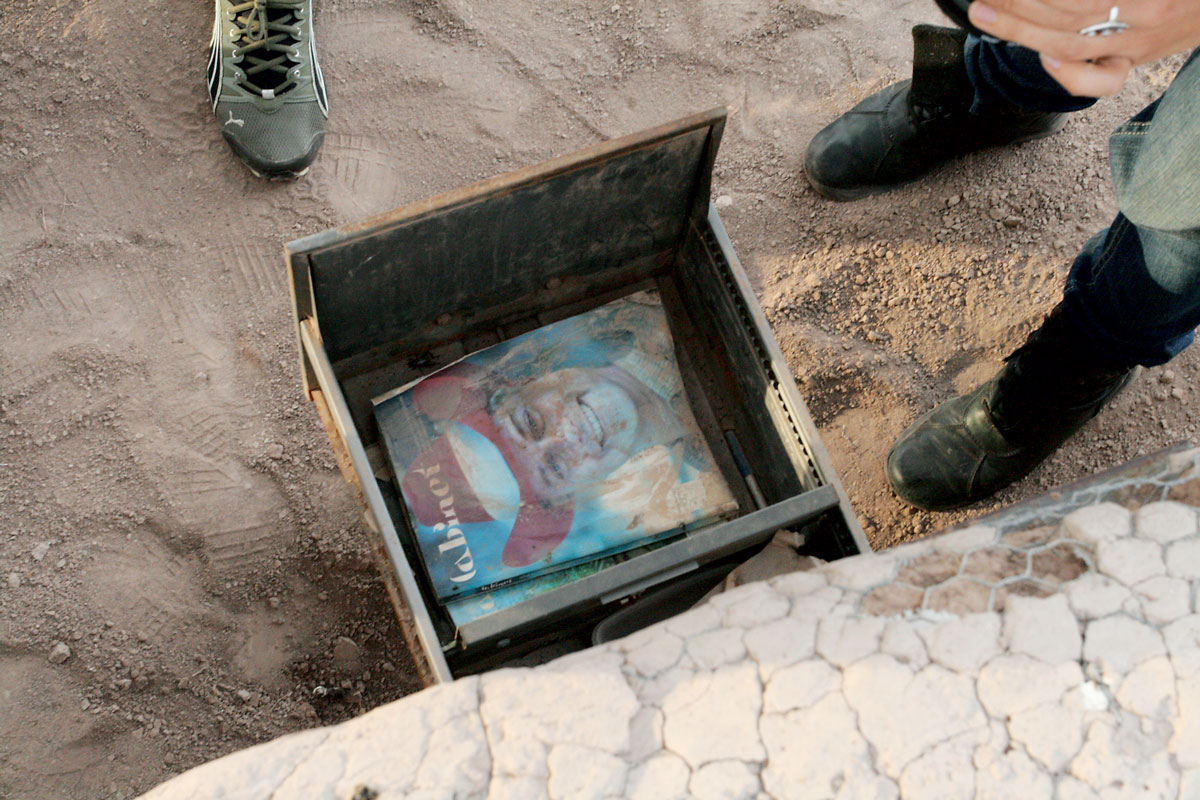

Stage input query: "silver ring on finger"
[{"left": 1080, "top": 6, "right": 1129, "bottom": 36}]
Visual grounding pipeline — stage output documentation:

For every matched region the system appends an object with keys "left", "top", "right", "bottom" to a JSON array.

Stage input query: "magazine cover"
[{"left": 373, "top": 289, "right": 738, "bottom": 602}]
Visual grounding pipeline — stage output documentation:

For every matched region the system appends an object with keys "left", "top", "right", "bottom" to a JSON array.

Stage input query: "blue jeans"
[{"left": 965, "top": 37, "right": 1200, "bottom": 367}]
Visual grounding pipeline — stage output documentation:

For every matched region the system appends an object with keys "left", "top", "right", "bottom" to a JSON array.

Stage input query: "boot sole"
[{"left": 804, "top": 119, "right": 1067, "bottom": 203}]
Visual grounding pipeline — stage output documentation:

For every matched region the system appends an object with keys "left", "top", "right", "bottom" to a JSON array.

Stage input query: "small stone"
[
  {"left": 768, "top": 569, "right": 828, "bottom": 599},
  {"left": 1071, "top": 720, "right": 1178, "bottom": 794},
  {"left": 662, "top": 663, "right": 765, "bottom": 767},
  {"left": 1002, "top": 594, "right": 1081, "bottom": 664},
  {"left": 664, "top": 604, "right": 720, "bottom": 638},
  {"left": 1174, "top": 680, "right": 1200, "bottom": 768},
  {"left": 815, "top": 612, "right": 884, "bottom": 667},
  {"left": 236, "top": 689, "right": 252, "bottom": 703},
  {"left": 844, "top": 656, "right": 987, "bottom": 778},
  {"left": 1008, "top": 701, "right": 1085, "bottom": 773},
  {"left": 744, "top": 617, "right": 817, "bottom": 679},
  {"left": 628, "top": 705, "right": 667, "bottom": 762},
  {"left": 976, "top": 655, "right": 1082, "bottom": 718},
  {"left": 48, "top": 642, "right": 71, "bottom": 664},
  {"left": 626, "top": 629, "right": 684, "bottom": 677},
  {"left": 332, "top": 636, "right": 362, "bottom": 672},
  {"left": 32, "top": 542, "right": 51, "bottom": 562},
  {"left": 1065, "top": 572, "right": 1131, "bottom": 620},
  {"left": 7, "top": 573, "right": 20, "bottom": 589},
  {"left": 1096, "top": 538, "right": 1164, "bottom": 586},
  {"left": 764, "top": 659, "right": 840, "bottom": 714},
  {"left": 1115, "top": 656, "right": 1176, "bottom": 718},
  {"left": 1083, "top": 615, "right": 1166, "bottom": 680},
  {"left": 686, "top": 628, "right": 746, "bottom": 671},
  {"left": 689, "top": 760, "right": 760, "bottom": 800},
  {"left": 1164, "top": 615, "right": 1200, "bottom": 679},
  {"left": 266, "top": 442, "right": 284, "bottom": 460},
  {"left": 792, "top": 588, "right": 847, "bottom": 625},
  {"left": 760, "top": 693, "right": 875, "bottom": 796},
  {"left": 714, "top": 195, "right": 733, "bottom": 209},
  {"left": 1135, "top": 502, "right": 1198, "bottom": 543},
  {"left": 880, "top": 618, "right": 929, "bottom": 668},
  {"left": 718, "top": 583, "right": 790, "bottom": 628},
  {"left": 823, "top": 552, "right": 898, "bottom": 592},
  {"left": 920, "top": 612, "right": 1001, "bottom": 672},
  {"left": 1063, "top": 503, "right": 1131, "bottom": 544},
  {"left": 1134, "top": 575, "right": 1191, "bottom": 624},
  {"left": 973, "top": 741, "right": 1053, "bottom": 800},
  {"left": 114, "top": 678, "right": 132, "bottom": 690},
  {"left": 267, "top": 596, "right": 281, "bottom": 609},
  {"left": 625, "top": 753, "right": 689, "bottom": 800},
  {"left": 1166, "top": 538, "right": 1200, "bottom": 580},
  {"left": 1003, "top": 215, "right": 1023, "bottom": 228}
]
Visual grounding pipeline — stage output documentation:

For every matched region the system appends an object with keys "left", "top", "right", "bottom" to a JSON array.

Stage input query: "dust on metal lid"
[{"left": 285, "top": 108, "right": 727, "bottom": 366}]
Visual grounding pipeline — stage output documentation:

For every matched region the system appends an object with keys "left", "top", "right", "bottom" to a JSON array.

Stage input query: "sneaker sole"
[{"left": 245, "top": 163, "right": 311, "bottom": 181}]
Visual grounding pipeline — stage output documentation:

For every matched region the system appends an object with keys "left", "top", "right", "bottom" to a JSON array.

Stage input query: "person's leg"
[
  {"left": 886, "top": 51, "right": 1200, "bottom": 511},
  {"left": 1062, "top": 50, "right": 1200, "bottom": 365},
  {"left": 803, "top": 27, "right": 1075, "bottom": 201},
  {"left": 963, "top": 36, "right": 1098, "bottom": 114}
]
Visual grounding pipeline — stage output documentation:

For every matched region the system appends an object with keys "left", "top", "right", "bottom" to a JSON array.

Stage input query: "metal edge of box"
[
  {"left": 285, "top": 248, "right": 319, "bottom": 396},
  {"left": 456, "top": 484, "right": 840, "bottom": 648},
  {"left": 298, "top": 319, "right": 455, "bottom": 683},
  {"left": 705, "top": 205, "right": 871, "bottom": 556},
  {"left": 283, "top": 107, "right": 729, "bottom": 259}
]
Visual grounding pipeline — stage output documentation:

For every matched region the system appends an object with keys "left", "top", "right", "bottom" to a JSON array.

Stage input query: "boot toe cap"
[
  {"left": 218, "top": 101, "right": 327, "bottom": 179},
  {"left": 884, "top": 395, "right": 989, "bottom": 512},
  {"left": 885, "top": 431, "right": 975, "bottom": 512}
]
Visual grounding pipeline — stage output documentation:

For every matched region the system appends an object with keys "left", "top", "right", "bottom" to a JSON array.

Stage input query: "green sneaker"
[{"left": 207, "top": 0, "right": 328, "bottom": 179}]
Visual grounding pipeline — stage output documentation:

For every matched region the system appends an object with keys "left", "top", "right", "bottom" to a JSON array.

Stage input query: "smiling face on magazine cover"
[{"left": 485, "top": 363, "right": 683, "bottom": 506}]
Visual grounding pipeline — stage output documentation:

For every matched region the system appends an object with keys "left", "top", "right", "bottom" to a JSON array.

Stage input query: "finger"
[
  {"left": 969, "top": 2, "right": 1139, "bottom": 62},
  {"left": 987, "top": 0, "right": 1113, "bottom": 25},
  {"left": 974, "top": 0, "right": 1097, "bottom": 33},
  {"left": 1040, "top": 54, "right": 1133, "bottom": 96}
]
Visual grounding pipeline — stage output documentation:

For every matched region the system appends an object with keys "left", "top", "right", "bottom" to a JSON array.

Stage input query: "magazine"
[
  {"left": 444, "top": 543, "right": 664, "bottom": 626},
  {"left": 373, "top": 289, "right": 738, "bottom": 602}
]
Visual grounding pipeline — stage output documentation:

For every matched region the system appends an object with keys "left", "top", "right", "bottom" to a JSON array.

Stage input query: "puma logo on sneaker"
[{"left": 208, "top": 0, "right": 328, "bottom": 179}]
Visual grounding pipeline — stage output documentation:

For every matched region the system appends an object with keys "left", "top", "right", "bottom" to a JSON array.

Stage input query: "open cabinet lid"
[{"left": 285, "top": 108, "right": 726, "bottom": 366}]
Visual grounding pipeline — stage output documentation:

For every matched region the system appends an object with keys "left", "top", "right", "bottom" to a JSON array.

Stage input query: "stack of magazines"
[{"left": 372, "top": 290, "right": 738, "bottom": 627}]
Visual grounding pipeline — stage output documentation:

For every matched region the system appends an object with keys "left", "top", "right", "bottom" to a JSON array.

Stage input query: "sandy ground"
[{"left": 0, "top": 0, "right": 1196, "bottom": 796}]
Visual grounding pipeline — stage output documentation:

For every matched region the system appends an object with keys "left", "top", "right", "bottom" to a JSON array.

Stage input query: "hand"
[{"left": 967, "top": 0, "right": 1200, "bottom": 96}]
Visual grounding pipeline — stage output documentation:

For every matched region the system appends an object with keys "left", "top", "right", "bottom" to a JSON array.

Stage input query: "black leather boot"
[
  {"left": 885, "top": 305, "right": 1135, "bottom": 511},
  {"left": 803, "top": 25, "right": 1066, "bottom": 201}
]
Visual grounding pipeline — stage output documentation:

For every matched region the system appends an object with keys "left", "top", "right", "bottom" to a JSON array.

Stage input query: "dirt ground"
[{"left": 1, "top": 0, "right": 1196, "bottom": 797}]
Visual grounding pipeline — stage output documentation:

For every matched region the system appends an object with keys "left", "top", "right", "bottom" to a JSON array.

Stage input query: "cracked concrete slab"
[{"left": 141, "top": 446, "right": 1200, "bottom": 799}]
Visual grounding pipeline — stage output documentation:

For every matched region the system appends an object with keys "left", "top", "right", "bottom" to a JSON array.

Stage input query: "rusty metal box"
[{"left": 286, "top": 109, "right": 867, "bottom": 683}]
